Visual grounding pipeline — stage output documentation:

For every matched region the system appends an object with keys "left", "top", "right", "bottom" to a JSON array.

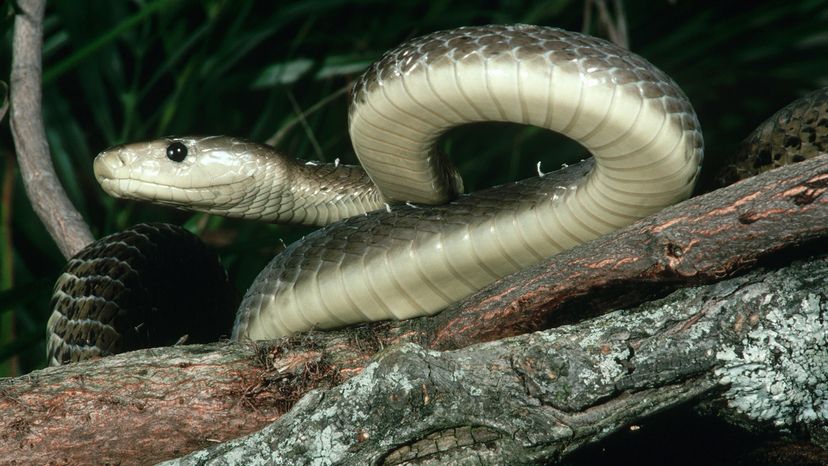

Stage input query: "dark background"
[{"left": 2, "top": 1, "right": 827, "bottom": 463}]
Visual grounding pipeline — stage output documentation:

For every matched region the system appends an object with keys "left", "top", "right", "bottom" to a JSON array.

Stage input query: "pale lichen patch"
[{"left": 716, "top": 283, "right": 828, "bottom": 431}]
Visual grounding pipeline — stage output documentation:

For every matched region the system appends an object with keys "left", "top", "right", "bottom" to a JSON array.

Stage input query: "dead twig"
[{"left": 10, "top": 0, "right": 93, "bottom": 259}]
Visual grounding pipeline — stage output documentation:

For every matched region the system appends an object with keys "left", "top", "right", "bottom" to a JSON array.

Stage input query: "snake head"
[{"left": 93, "top": 135, "right": 279, "bottom": 214}]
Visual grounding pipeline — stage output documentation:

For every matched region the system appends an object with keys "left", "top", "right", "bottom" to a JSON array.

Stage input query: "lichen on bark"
[{"left": 166, "top": 257, "right": 828, "bottom": 465}]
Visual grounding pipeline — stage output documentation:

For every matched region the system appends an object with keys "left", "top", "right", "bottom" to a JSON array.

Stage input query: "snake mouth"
[
  {"left": 97, "top": 175, "right": 252, "bottom": 208},
  {"left": 94, "top": 153, "right": 253, "bottom": 206}
]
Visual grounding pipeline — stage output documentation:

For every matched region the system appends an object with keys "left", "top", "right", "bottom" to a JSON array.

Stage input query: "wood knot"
[
  {"left": 666, "top": 243, "right": 684, "bottom": 258},
  {"left": 738, "top": 211, "right": 760, "bottom": 224}
]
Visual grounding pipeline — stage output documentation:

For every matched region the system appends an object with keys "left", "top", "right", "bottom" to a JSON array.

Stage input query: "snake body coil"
[
  {"left": 50, "top": 25, "right": 705, "bottom": 357},
  {"left": 47, "top": 224, "right": 235, "bottom": 365},
  {"left": 718, "top": 87, "right": 828, "bottom": 185}
]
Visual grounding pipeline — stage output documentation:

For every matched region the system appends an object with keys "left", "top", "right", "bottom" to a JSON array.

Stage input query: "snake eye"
[{"left": 166, "top": 141, "right": 188, "bottom": 162}]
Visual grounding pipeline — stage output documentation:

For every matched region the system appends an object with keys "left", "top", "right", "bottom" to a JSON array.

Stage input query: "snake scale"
[{"left": 46, "top": 24, "right": 820, "bottom": 365}]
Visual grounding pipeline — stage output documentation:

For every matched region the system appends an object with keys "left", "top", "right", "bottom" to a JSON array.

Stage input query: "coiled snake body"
[{"left": 49, "top": 24, "right": 706, "bottom": 363}]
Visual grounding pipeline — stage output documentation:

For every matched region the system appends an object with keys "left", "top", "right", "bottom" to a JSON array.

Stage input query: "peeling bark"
[{"left": 0, "top": 156, "right": 826, "bottom": 464}]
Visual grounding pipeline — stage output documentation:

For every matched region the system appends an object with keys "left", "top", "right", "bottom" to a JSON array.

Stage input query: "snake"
[
  {"left": 48, "top": 24, "right": 709, "bottom": 364},
  {"left": 716, "top": 87, "right": 828, "bottom": 186},
  {"left": 47, "top": 223, "right": 237, "bottom": 365}
]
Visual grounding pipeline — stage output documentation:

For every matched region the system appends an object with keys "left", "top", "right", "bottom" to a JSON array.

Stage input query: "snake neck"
[{"left": 250, "top": 160, "right": 388, "bottom": 226}]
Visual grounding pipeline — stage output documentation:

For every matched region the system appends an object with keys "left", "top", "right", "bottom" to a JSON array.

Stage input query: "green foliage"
[{"left": 1, "top": 0, "right": 827, "bottom": 375}]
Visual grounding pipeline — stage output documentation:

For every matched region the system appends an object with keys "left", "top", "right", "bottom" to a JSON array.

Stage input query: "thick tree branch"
[
  {"left": 419, "top": 154, "right": 828, "bottom": 350},
  {"left": 172, "top": 256, "right": 828, "bottom": 464},
  {"left": 10, "top": 0, "right": 93, "bottom": 258},
  {"left": 0, "top": 154, "right": 825, "bottom": 464}
]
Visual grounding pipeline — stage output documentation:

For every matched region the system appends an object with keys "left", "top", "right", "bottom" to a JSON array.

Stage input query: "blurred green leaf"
[
  {"left": 42, "top": 0, "right": 169, "bottom": 84},
  {"left": 252, "top": 58, "right": 315, "bottom": 87},
  {"left": 315, "top": 56, "right": 373, "bottom": 79}
]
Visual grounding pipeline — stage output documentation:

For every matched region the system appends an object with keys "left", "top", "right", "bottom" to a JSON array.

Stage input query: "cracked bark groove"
[{"left": 0, "top": 155, "right": 826, "bottom": 464}]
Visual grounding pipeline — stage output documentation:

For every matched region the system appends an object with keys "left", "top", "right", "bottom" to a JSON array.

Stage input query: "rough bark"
[
  {"left": 10, "top": 0, "right": 94, "bottom": 258},
  {"left": 166, "top": 256, "right": 828, "bottom": 465},
  {"left": 0, "top": 343, "right": 285, "bottom": 465},
  {"left": 418, "top": 153, "right": 828, "bottom": 350},
  {"left": 0, "top": 155, "right": 826, "bottom": 464}
]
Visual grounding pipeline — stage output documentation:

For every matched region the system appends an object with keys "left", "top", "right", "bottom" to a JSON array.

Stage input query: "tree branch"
[
  {"left": 0, "top": 154, "right": 825, "bottom": 464},
  {"left": 172, "top": 256, "right": 828, "bottom": 464},
  {"left": 395, "top": 153, "right": 828, "bottom": 351},
  {"left": 10, "top": 0, "right": 93, "bottom": 258}
]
